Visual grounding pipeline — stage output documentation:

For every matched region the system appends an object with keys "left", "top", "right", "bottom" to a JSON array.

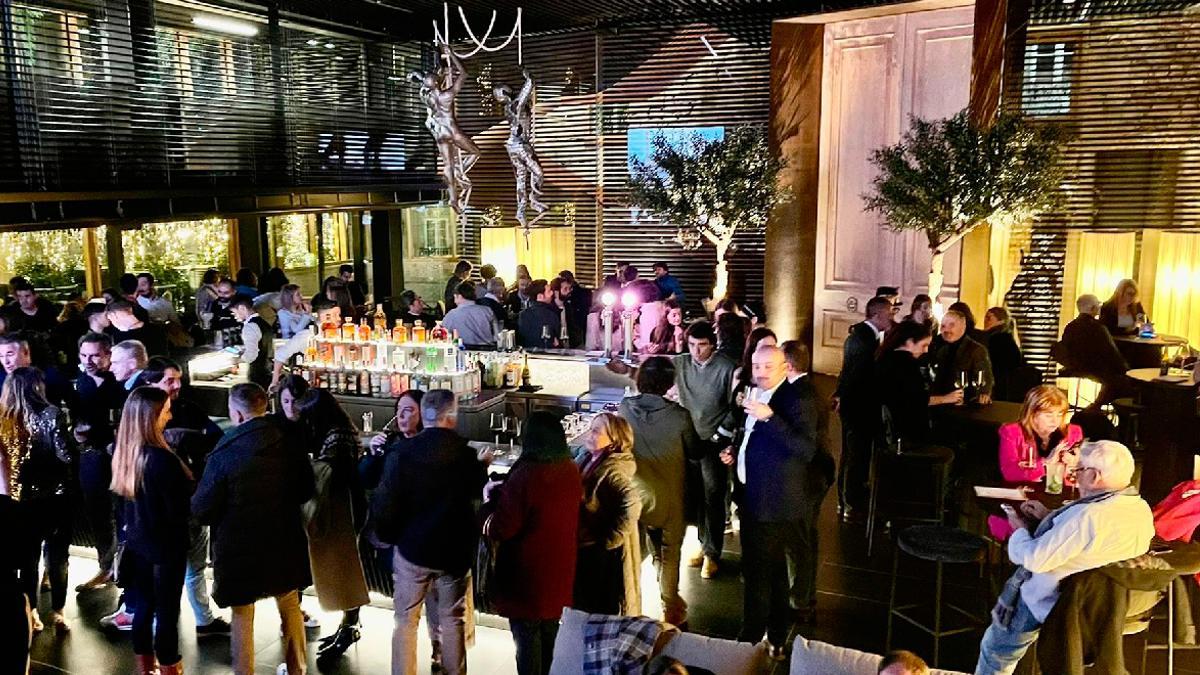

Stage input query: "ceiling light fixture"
[{"left": 192, "top": 15, "right": 259, "bottom": 37}]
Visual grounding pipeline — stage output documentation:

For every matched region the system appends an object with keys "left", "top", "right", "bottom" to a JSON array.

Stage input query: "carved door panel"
[{"left": 812, "top": 6, "right": 974, "bottom": 374}]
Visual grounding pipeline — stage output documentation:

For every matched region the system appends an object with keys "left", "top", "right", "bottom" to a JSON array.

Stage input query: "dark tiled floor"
[{"left": 29, "top": 375, "right": 1200, "bottom": 673}]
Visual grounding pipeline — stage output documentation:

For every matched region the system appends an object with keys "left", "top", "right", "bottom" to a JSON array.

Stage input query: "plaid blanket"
[{"left": 582, "top": 614, "right": 670, "bottom": 675}]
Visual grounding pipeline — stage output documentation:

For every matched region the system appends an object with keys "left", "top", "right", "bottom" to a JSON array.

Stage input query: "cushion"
[
  {"left": 548, "top": 607, "right": 588, "bottom": 675},
  {"left": 789, "top": 636, "right": 969, "bottom": 675},
  {"left": 658, "top": 630, "right": 769, "bottom": 674}
]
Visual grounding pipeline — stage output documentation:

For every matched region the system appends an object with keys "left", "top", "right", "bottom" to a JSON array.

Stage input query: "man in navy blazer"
[{"left": 722, "top": 344, "right": 825, "bottom": 656}]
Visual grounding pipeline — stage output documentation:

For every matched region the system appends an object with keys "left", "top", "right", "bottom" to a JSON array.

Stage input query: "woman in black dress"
[{"left": 874, "top": 321, "right": 964, "bottom": 444}]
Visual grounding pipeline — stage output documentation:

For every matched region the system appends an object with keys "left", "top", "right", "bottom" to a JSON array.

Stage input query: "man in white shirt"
[
  {"left": 136, "top": 272, "right": 180, "bottom": 324},
  {"left": 232, "top": 296, "right": 274, "bottom": 389},
  {"left": 442, "top": 280, "right": 498, "bottom": 348},
  {"left": 974, "top": 440, "right": 1153, "bottom": 675}
]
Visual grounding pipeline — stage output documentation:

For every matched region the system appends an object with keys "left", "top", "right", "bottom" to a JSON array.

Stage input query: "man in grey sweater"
[
  {"left": 670, "top": 321, "right": 737, "bottom": 579},
  {"left": 622, "top": 357, "right": 701, "bottom": 625}
]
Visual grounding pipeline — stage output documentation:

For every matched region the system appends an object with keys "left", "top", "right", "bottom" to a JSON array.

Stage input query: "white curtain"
[{"left": 1152, "top": 232, "right": 1200, "bottom": 346}]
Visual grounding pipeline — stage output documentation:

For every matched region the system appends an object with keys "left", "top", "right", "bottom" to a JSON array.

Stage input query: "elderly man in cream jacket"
[{"left": 974, "top": 440, "right": 1153, "bottom": 675}]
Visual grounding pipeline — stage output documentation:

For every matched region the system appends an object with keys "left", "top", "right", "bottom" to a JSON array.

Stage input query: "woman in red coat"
[{"left": 482, "top": 411, "right": 583, "bottom": 675}]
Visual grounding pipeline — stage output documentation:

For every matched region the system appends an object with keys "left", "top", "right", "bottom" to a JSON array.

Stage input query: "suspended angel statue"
[
  {"left": 494, "top": 69, "right": 547, "bottom": 232},
  {"left": 410, "top": 43, "right": 480, "bottom": 216}
]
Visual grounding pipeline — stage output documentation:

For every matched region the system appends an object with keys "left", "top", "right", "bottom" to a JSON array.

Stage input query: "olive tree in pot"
[
  {"left": 863, "top": 110, "right": 1068, "bottom": 306},
  {"left": 627, "top": 126, "right": 789, "bottom": 308}
]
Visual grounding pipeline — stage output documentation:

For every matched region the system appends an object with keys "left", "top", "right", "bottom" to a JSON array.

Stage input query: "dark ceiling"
[{"left": 265, "top": 0, "right": 851, "bottom": 40}]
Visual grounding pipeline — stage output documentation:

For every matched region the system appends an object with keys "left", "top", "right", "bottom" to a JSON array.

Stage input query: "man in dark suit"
[
  {"left": 929, "top": 309, "right": 994, "bottom": 404},
  {"left": 372, "top": 389, "right": 487, "bottom": 675},
  {"left": 721, "top": 345, "right": 825, "bottom": 656},
  {"left": 834, "top": 296, "right": 893, "bottom": 522},
  {"left": 192, "top": 384, "right": 315, "bottom": 675},
  {"left": 1057, "top": 294, "right": 1133, "bottom": 408}
]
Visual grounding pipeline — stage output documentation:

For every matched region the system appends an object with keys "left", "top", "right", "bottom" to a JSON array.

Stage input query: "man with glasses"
[{"left": 974, "top": 440, "right": 1153, "bottom": 675}]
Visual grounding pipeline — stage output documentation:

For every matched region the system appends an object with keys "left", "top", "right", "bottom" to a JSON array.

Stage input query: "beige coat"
[
  {"left": 576, "top": 450, "right": 642, "bottom": 615},
  {"left": 303, "top": 430, "right": 369, "bottom": 612}
]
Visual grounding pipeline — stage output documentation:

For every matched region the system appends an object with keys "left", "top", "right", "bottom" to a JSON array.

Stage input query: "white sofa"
[
  {"left": 548, "top": 607, "right": 970, "bottom": 675},
  {"left": 789, "top": 636, "right": 970, "bottom": 675},
  {"left": 549, "top": 607, "right": 768, "bottom": 675}
]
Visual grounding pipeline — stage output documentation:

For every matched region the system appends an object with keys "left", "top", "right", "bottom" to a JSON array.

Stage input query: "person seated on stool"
[
  {"left": 1056, "top": 294, "right": 1132, "bottom": 410},
  {"left": 928, "top": 310, "right": 993, "bottom": 405},
  {"left": 974, "top": 440, "right": 1152, "bottom": 675},
  {"left": 1100, "top": 278, "right": 1146, "bottom": 337},
  {"left": 988, "top": 385, "right": 1083, "bottom": 541}
]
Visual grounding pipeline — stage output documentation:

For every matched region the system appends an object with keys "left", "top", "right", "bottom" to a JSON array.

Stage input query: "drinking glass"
[
  {"left": 957, "top": 371, "right": 968, "bottom": 390},
  {"left": 746, "top": 386, "right": 762, "bottom": 408},
  {"left": 490, "top": 412, "right": 505, "bottom": 445},
  {"left": 1018, "top": 442, "right": 1038, "bottom": 470},
  {"left": 541, "top": 325, "right": 552, "bottom": 348},
  {"left": 1045, "top": 461, "right": 1064, "bottom": 495}
]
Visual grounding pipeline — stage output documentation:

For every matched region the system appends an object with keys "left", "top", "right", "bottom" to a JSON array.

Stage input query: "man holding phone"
[{"left": 975, "top": 441, "right": 1153, "bottom": 675}]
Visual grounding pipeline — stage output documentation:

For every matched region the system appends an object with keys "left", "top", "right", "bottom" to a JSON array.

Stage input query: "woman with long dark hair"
[
  {"left": 874, "top": 321, "right": 962, "bottom": 444},
  {"left": 645, "top": 299, "right": 685, "bottom": 355},
  {"left": 733, "top": 326, "right": 778, "bottom": 394},
  {"left": 484, "top": 411, "right": 583, "bottom": 675},
  {"left": 0, "top": 366, "right": 74, "bottom": 634},
  {"left": 111, "top": 387, "right": 192, "bottom": 675},
  {"left": 296, "top": 389, "right": 370, "bottom": 660}
]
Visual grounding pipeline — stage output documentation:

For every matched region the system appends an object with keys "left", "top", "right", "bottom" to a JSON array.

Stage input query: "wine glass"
[
  {"left": 508, "top": 416, "right": 522, "bottom": 454},
  {"left": 957, "top": 371, "right": 968, "bottom": 390},
  {"left": 490, "top": 412, "right": 505, "bottom": 445},
  {"left": 1018, "top": 442, "right": 1038, "bottom": 470},
  {"left": 541, "top": 325, "right": 552, "bottom": 349}
]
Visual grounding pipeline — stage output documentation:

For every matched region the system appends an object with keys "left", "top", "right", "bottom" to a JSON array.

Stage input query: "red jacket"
[{"left": 484, "top": 458, "right": 583, "bottom": 620}]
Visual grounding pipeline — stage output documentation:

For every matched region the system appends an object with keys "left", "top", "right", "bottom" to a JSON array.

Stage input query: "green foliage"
[
  {"left": 626, "top": 126, "right": 788, "bottom": 252},
  {"left": 13, "top": 261, "right": 82, "bottom": 290},
  {"left": 864, "top": 110, "right": 1069, "bottom": 253}
]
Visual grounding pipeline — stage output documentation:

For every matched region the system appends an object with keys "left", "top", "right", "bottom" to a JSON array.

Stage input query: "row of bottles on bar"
[
  {"left": 301, "top": 305, "right": 479, "bottom": 400},
  {"left": 321, "top": 304, "right": 450, "bottom": 344}
]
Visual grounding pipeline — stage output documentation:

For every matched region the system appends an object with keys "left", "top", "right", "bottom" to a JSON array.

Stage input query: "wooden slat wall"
[
  {"left": 1002, "top": 0, "right": 1200, "bottom": 371},
  {"left": 449, "top": 17, "right": 773, "bottom": 312},
  {"left": 0, "top": 0, "right": 435, "bottom": 194}
]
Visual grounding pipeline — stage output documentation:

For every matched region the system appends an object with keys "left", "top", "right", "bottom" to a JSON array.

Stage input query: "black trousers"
[
  {"left": 127, "top": 550, "right": 187, "bottom": 665},
  {"left": 19, "top": 495, "right": 71, "bottom": 613},
  {"left": 79, "top": 449, "right": 117, "bottom": 570},
  {"left": 693, "top": 442, "right": 729, "bottom": 560},
  {"left": 837, "top": 408, "right": 872, "bottom": 511},
  {"left": 739, "top": 519, "right": 807, "bottom": 647},
  {"left": 509, "top": 618, "right": 559, "bottom": 675},
  {"left": 0, "top": 587, "right": 29, "bottom": 675}
]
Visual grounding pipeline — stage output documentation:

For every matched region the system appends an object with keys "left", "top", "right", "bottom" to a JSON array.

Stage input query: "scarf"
[{"left": 992, "top": 486, "right": 1138, "bottom": 627}]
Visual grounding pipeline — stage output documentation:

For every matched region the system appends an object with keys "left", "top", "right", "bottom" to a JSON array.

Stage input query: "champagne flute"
[{"left": 957, "top": 371, "right": 968, "bottom": 390}]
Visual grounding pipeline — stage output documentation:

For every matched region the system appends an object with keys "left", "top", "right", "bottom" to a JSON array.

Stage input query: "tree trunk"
[
  {"left": 928, "top": 250, "right": 945, "bottom": 306},
  {"left": 712, "top": 239, "right": 730, "bottom": 303}
]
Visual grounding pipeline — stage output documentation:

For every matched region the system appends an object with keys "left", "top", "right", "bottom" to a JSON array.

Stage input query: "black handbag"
[{"left": 474, "top": 515, "right": 500, "bottom": 614}]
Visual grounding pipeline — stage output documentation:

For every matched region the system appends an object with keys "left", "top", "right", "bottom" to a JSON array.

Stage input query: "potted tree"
[
  {"left": 864, "top": 110, "right": 1068, "bottom": 305},
  {"left": 627, "top": 126, "right": 789, "bottom": 306}
]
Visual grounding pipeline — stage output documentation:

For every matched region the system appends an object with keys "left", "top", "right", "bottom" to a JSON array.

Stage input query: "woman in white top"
[{"left": 276, "top": 284, "right": 314, "bottom": 339}]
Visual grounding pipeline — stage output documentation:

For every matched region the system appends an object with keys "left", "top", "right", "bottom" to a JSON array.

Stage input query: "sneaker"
[
  {"left": 196, "top": 617, "right": 231, "bottom": 636},
  {"left": 686, "top": 551, "right": 705, "bottom": 568},
  {"left": 276, "top": 665, "right": 288, "bottom": 675},
  {"left": 700, "top": 557, "right": 719, "bottom": 579},
  {"left": 101, "top": 606, "right": 134, "bottom": 632},
  {"left": 302, "top": 610, "right": 320, "bottom": 629}
]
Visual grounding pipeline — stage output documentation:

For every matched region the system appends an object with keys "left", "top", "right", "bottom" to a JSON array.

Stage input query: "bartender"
[{"left": 231, "top": 296, "right": 274, "bottom": 389}]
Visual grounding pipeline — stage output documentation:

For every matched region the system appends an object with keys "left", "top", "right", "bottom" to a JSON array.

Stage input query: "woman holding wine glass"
[{"left": 996, "top": 385, "right": 1082, "bottom": 484}]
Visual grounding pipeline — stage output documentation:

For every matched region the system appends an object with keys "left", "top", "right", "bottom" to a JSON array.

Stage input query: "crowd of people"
[{"left": 4, "top": 262, "right": 1163, "bottom": 675}]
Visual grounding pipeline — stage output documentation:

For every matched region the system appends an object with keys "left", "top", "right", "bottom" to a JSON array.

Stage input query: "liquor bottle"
[
  {"left": 412, "top": 320, "right": 427, "bottom": 343},
  {"left": 392, "top": 320, "right": 408, "bottom": 344},
  {"left": 373, "top": 304, "right": 387, "bottom": 334},
  {"left": 358, "top": 318, "right": 371, "bottom": 342},
  {"left": 359, "top": 369, "right": 370, "bottom": 396},
  {"left": 521, "top": 353, "right": 532, "bottom": 388},
  {"left": 322, "top": 317, "right": 338, "bottom": 339},
  {"left": 340, "top": 318, "right": 356, "bottom": 341},
  {"left": 430, "top": 320, "right": 449, "bottom": 343},
  {"left": 504, "top": 355, "right": 520, "bottom": 388}
]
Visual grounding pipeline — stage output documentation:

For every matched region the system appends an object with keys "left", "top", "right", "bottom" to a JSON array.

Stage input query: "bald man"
[{"left": 720, "top": 344, "right": 827, "bottom": 656}]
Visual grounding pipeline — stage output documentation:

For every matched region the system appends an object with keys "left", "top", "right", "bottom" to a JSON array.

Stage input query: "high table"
[
  {"left": 1126, "top": 367, "right": 1200, "bottom": 503},
  {"left": 931, "top": 400, "right": 1023, "bottom": 481},
  {"left": 1114, "top": 333, "right": 1189, "bottom": 368}
]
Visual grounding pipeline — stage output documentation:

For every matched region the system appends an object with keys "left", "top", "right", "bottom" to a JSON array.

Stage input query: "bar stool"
[
  {"left": 1111, "top": 397, "right": 1145, "bottom": 453},
  {"left": 865, "top": 407, "right": 954, "bottom": 558},
  {"left": 886, "top": 525, "right": 989, "bottom": 667}
]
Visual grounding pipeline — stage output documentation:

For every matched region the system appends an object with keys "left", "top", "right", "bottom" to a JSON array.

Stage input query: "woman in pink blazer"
[{"left": 989, "top": 385, "right": 1083, "bottom": 540}]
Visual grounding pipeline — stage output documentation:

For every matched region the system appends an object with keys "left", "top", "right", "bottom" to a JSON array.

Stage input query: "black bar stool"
[
  {"left": 865, "top": 407, "right": 954, "bottom": 558},
  {"left": 886, "top": 524, "right": 989, "bottom": 667}
]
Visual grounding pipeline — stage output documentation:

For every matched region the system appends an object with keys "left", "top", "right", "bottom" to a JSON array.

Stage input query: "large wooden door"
[{"left": 811, "top": 5, "right": 974, "bottom": 374}]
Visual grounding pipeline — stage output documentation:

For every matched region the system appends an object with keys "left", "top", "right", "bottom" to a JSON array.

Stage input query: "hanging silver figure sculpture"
[
  {"left": 410, "top": 43, "right": 481, "bottom": 217},
  {"left": 494, "top": 69, "right": 548, "bottom": 236}
]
